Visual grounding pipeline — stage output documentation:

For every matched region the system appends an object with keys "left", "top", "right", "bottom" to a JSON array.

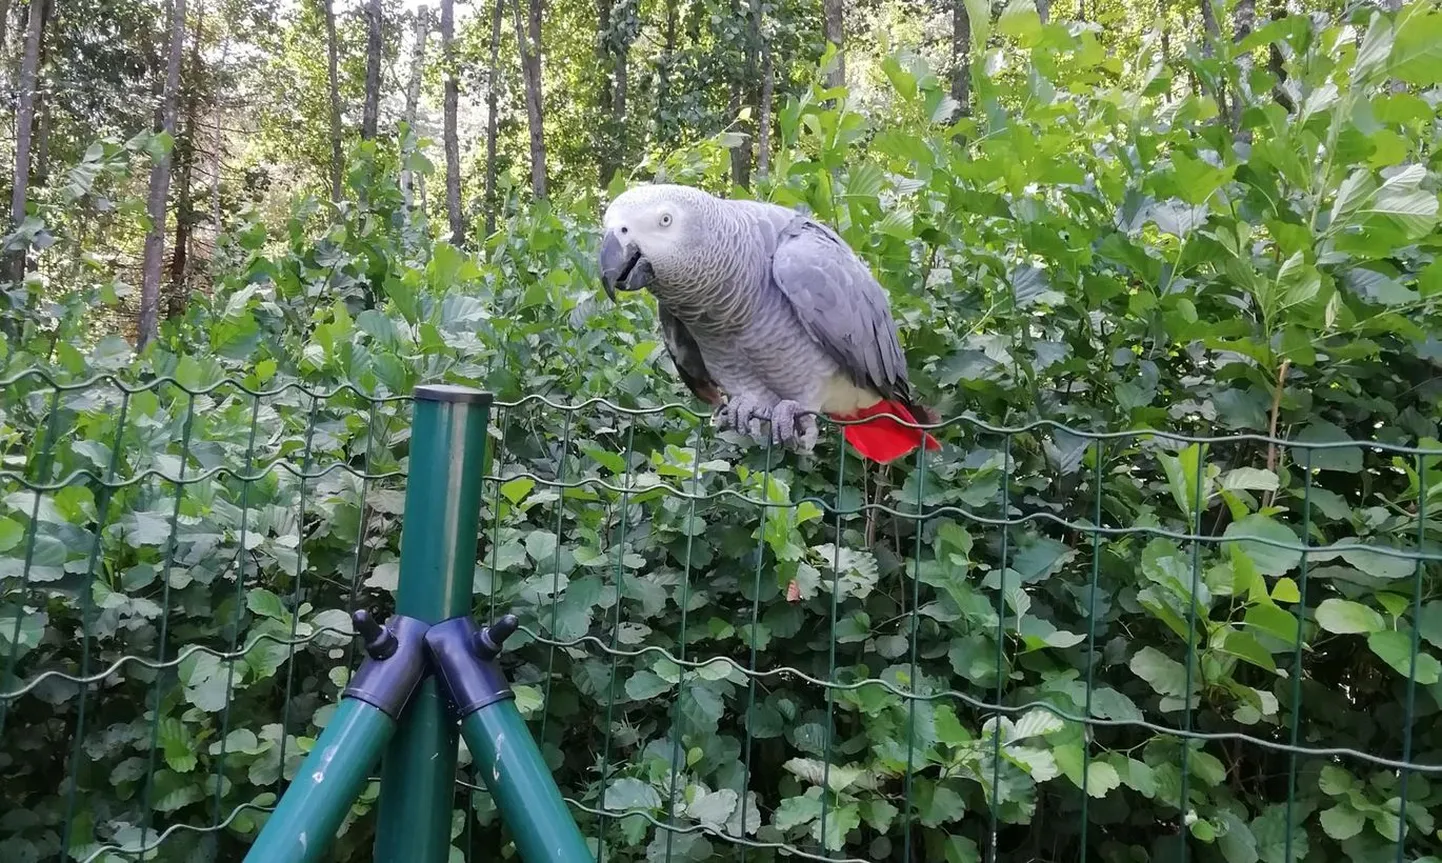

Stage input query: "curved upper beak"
[{"left": 598, "top": 229, "right": 653, "bottom": 301}]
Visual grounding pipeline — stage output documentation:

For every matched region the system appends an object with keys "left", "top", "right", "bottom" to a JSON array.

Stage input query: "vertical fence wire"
[
  {"left": 595, "top": 418, "right": 637, "bottom": 863},
  {"left": 1284, "top": 446, "right": 1314, "bottom": 863},
  {"left": 661, "top": 422, "right": 707, "bottom": 862},
  {"left": 1396, "top": 451, "right": 1428, "bottom": 861},
  {"left": 817, "top": 424, "right": 849, "bottom": 860},
  {"left": 209, "top": 391, "right": 263, "bottom": 835},
  {"left": 1078, "top": 438, "right": 1105, "bottom": 862},
  {"left": 59, "top": 386, "right": 132, "bottom": 858},
  {"left": 988, "top": 432, "right": 1013, "bottom": 861},
  {"left": 136, "top": 388, "right": 197, "bottom": 857},
  {"left": 737, "top": 435, "right": 776, "bottom": 863}
]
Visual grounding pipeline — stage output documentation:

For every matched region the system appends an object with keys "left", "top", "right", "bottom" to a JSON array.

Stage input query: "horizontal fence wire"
[{"left": 1, "top": 374, "right": 1438, "bottom": 862}]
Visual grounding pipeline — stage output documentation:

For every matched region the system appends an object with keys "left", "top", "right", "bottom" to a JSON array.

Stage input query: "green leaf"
[
  {"left": 1319, "top": 803, "right": 1365, "bottom": 840},
  {"left": 1223, "top": 515, "right": 1302, "bottom": 577},
  {"left": 1129, "top": 647, "right": 1192, "bottom": 699},
  {"left": 1367, "top": 630, "right": 1442, "bottom": 683},
  {"left": 0, "top": 518, "right": 24, "bottom": 552},
  {"left": 1388, "top": 11, "right": 1442, "bottom": 85},
  {"left": 1315, "top": 599, "right": 1385, "bottom": 634},
  {"left": 500, "top": 477, "right": 535, "bottom": 505},
  {"left": 624, "top": 670, "right": 673, "bottom": 701},
  {"left": 246, "top": 589, "right": 288, "bottom": 621},
  {"left": 604, "top": 777, "right": 662, "bottom": 813},
  {"left": 1294, "top": 421, "right": 1363, "bottom": 473}
]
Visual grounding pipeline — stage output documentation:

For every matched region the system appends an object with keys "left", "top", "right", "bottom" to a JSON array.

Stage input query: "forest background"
[{"left": 2, "top": 0, "right": 1442, "bottom": 862}]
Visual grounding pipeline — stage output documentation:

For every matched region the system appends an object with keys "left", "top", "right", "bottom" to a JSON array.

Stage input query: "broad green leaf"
[
  {"left": 604, "top": 777, "right": 661, "bottom": 813},
  {"left": 1367, "top": 630, "right": 1442, "bottom": 683},
  {"left": 1223, "top": 515, "right": 1302, "bottom": 577},
  {"left": 1319, "top": 803, "right": 1365, "bottom": 840},
  {"left": 1129, "top": 647, "right": 1192, "bottom": 699},
  {"left": 1315, "top": 599, "right": 1384, "bottom": 634},
  {"left": 1388, "top": 11, "right": 1442, "bottom": 85}
]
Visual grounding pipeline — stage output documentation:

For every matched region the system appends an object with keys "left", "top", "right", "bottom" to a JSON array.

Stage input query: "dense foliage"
[{"left": 3, "top": 3, "right": 1442, "bottom": 863}]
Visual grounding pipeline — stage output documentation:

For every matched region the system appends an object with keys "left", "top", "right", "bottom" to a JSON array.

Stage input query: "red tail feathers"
[{"left": 832, "top": 400, "right": 941, "bottom": 464}]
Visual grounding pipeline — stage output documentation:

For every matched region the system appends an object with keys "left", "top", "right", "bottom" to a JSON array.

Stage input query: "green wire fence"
[{"left": 1, "top": 370, "right": 1439, "bottom": 862}]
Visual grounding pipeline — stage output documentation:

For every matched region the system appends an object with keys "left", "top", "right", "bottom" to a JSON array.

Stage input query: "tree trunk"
[
  {"left": 483, "top": 0, "right": 503, "bottom": 235},
  {"left": 1268, "top": 0, "right": 1298, "bottom": 108},
  {"left": 1035, "top": 0, "right": 1050, "bottom": 23},
  {"left": 169, "top": 4, "right": 205, "bottom": 320},
  {"left": 401, "top": 5, "right": 430, "bottom": 209},
  {"left": 611, "top": 4, "right": 631, "bottom": 185},
  {"left": 137, "top": 0, "right": 186, "bottom": 349},
  {"left": 654, "top": 0, "right": 677, "bottom": 144},
  {"left": 754, "top": 0, "right": 773, "bottom": 180},
  {"left": 441, "top": 0, "right": 465, "bottom": 243},
  {"left": 212, "top": 35, "right": 229, "bottom": 248},
  {"left": 1229, "top": 0, "right": 1255, "bottom": 132},
  {"left": 596, "top": 0, "right": 613, "bottom": 187},
  {"left": 823, "top": 0, "right": 844, "bottom": 89},
  {"left": 513, "top": 0, "right": 547, "bottom": 200},
  {"left": 0, "top": 0, "right": 12, "bottom": 59},
  {"left": 361, "top": 0, "right": 384, "bottom": 138},
  {"left": 322, "top": 0, "right": 343, "bottom": 203},
  {"left": 951, "top": 0, "right": 971, "bottom": 117},
  {"left": 7, "top": 0, "right": 46, "bottom": 286},
  {"left": 730, "top": 0, "right": 757, "bottom": 189},
  {"left": 1195, "top": 0, "right": 1228, "bottom": 114}
]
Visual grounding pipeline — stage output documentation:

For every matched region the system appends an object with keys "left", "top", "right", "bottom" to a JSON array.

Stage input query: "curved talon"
[{"left": 767, "top": 400, "right": 819, "bottom": 452}]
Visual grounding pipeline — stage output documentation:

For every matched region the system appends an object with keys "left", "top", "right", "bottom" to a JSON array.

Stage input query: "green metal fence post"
[
  {"left": 374, "top": 384, "right": 493, "bottom": 863},
  {"left": 427, "top": 614, "right": 593, "bottom": 863}
]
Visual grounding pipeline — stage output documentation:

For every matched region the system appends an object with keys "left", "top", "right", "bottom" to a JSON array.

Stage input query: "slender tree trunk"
[
  {"left": 137, "top": 0, "right": 186, "bottom": 348},
  {"left": 754, "top": 0, "right": 773, "bottom": 180},
  {"left": 951, "top": 0, "right": 971, "bottom": 117},
  {"left": 0, "top": 0, "right": 12, "bottom": 58},
  {"left": 441, "top": 0, "right": 464, "bottom": 242},
  {"left": 1229, "top": 0, "right": 1255, "bottom": 132},
  {"left": 513, "top": 0, "right": 547, "bottom": 200},
  {"left": 823, "top": 0, "right": 844, "bottom": 89},
  {"left": 611, "top": 2, "right": 631, "bottom": 185},
  {"left": 730, "top": 0, "right": 757, "bottom": 189},
  {"left": 1035, "top": 0, "right": 1050, "bottom": 23},
  {"left": 596, "top": 0, "right": 614, "bottom": 187},
  {"left": 401, "top": 5, "right": 430, "bottom": 209},
  {"left": 1269, "top": 0, "right": 1298, "bottom": 107},
  {"left": 361, "top": 0, "right": 383, "bottom": 138},
  {"left": 7, "top": 0, "right": 46, "bottom": 286},
  {"left": 322, "top": 0, "right": 343, "bottom": 203},
  {"left": 34, "top": 100, "right": 50, "bottom": 186},
  {"left": 1195, "top": 0, "right": 1227, "bottom": 114},
  {"left": 169, "top": 5, "right": 205, "bottom": 319},
  {"left": 211, "top": 36, "right": 228, "bottom": 248},
  {"left": 654, "top": 0, "right": 677, "bottom": 144},
  {"left": 483, "top": 0, "right": 503, "bottom": 235}
]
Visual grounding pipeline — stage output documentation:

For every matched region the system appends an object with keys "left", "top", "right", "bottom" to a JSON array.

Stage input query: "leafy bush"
[{"left": 2, "top": 5, "right": 1441, "bottom": 863}]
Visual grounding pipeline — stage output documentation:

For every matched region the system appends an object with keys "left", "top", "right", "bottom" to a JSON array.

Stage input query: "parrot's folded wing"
[
  {"left": 658, "top": 302, "right": 724, "bottom": 406},
  {"left": 770, "top": 216, "right": 939, "bottom": 460},
  {"left": 769, "top": 217, "right": 910, "bottom": 401}
]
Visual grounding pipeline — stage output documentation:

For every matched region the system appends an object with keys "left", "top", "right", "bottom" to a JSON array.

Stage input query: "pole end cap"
[{"left": 414, "top": 384, "right": 493, "bottom": 405}]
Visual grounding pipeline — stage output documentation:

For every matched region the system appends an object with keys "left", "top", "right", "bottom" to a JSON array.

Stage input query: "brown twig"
[{"left": 1265, "top": 359, "right": 1292, "bottom": 474}]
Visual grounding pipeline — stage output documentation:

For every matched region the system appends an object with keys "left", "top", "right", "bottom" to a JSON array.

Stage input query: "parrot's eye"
[{"left": 659, "top": 213, "right": 673, "bottom": 228}]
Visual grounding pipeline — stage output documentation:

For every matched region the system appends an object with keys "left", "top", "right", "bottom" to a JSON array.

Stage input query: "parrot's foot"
[
  {"left": 714, "top": 394, "right": 764, "bottom": 438},
  {"left": 764, "top": 400, "right": 819, "bottom": 452}
]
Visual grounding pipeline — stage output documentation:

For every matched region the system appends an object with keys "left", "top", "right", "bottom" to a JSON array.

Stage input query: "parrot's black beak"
[{"left": 599, "top": 229, "right": 653, "bottom": 301}]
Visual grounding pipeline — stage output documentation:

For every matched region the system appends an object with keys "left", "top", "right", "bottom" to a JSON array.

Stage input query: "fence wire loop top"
[{"left": 0, "top": 374, "right": 1438, "bottom": 862}]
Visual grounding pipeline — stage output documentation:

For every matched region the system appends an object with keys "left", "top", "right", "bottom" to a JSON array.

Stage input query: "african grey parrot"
[{"left": 597, "top": 183, "right": 939, "bottom": 464}]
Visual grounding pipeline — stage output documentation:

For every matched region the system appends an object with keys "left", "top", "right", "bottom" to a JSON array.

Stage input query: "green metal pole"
[
  {"left": 243, "top": 699, "right": 394, "bottom": 863},
  {"left": 374, "top": 384, "right": 492, "bottom": 863},
  {"left": 460, "top": 697, "right": 593, "bottom": 862}
]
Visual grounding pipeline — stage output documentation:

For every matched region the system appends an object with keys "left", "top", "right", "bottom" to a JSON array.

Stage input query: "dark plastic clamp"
[
  {"left": 424, "top": 614, "right": 520, "bottom": 719},
  {"left": 342, "top": 610, "right": 431, "bottom": 719}
]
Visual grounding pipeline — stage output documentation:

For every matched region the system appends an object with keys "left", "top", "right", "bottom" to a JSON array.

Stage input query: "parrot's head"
[{"left": 598, "top": 183, "right": 714, "bottom": 301}]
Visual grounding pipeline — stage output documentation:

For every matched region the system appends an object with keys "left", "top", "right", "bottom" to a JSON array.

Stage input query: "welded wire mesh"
[{"left": 2, "top": 373, "right": 1439, "bottom": 863}]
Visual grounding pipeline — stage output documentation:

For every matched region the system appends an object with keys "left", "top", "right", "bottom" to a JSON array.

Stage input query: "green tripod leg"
[
  {"left": 244, "top": 612, "right": 429, "bottom": 863},
  {"left": 427, "top": 614, "right": 594, "bottom": 863}
]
